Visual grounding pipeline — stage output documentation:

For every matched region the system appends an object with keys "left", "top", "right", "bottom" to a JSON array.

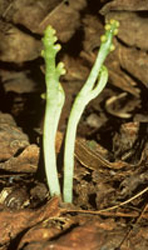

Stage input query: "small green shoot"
[
  {"left": 63, "top": 19, "right": 120, "bottom": 203},
  {"left": 42, "top": 26, "right": 65, "bottom": 197}
]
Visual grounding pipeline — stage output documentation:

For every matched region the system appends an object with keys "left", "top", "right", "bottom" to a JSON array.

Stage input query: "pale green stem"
[
  {"left": 42, "top": 26, "right": 65, "bottom": 197},
  {"left": 43, "top": 100, "right": 60, "bottom": 196},
  {"left": 63, "top": 19, "right": 119, "bottom": 203},
  {"left": 63, "top": 67, "right": 108, "bottom": 203},
  {"left": 43, "top": 81, "right": 65, "bottom": 196}
]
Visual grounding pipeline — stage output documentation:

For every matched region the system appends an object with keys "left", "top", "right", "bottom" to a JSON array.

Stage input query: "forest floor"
[{"left": 0, "top": 0, "right": 148, "bottom": 249}]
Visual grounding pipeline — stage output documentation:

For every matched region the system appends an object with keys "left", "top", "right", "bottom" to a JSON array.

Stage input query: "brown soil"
[{"left": 0, "top": 0, "right": 148, "bottom": 249}]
